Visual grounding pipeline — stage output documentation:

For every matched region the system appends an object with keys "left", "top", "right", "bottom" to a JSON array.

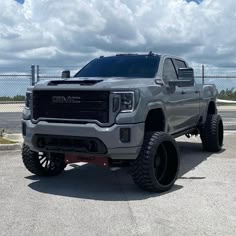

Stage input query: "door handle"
[
  {"left": 195, "top": 90, "right": 199, "bottom": 94},
  {"left": 181, "top": 91, "right": 186, "bottom": 95}
]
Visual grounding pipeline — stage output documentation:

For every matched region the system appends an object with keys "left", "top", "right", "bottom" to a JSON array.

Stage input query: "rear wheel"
[
  {"left": 22, "top": 143, "right": 66, "bottom": 176},
  {"left": 200, "top": 114, "right": 224, "bottom": 152},
  {"left": 131, "top": 132, "right": 179, "bottom": 192}
]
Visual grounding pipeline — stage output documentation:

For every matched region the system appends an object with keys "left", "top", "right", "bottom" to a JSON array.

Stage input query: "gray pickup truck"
[{"left": 22, "top": 53, "right": 224, "bottom": 192}]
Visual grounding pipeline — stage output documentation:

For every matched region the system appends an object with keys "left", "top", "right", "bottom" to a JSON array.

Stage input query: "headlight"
[
  {"left": 112, "top": 90, "right": 139, "bottom": 113},
  {"left": 25, "top": 92, "right": 32, "bottom": 108},
  {"left": 120, "top": 92, "right": 134, "bottom": 112}
]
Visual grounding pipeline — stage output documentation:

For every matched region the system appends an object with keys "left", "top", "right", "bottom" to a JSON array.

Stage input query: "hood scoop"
[{"left": 48, "top": 79, "right": 103, "bottom": 86}]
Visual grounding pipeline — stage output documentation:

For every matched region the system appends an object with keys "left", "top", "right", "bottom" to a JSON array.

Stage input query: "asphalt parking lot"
[{"left": 0, "top": 133, "right": 236, "bottom": 236}]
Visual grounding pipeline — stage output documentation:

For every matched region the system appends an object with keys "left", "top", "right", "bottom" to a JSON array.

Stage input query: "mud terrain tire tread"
[
  {"left": 200, "top": 114, "right": 224, "bottom": 152},
  {"left": 131, "top": 132, "right": 179, "bottom": 193}
]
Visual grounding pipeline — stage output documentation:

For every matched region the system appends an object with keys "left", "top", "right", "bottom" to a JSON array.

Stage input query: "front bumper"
[{"left": 22, "top": 120, "right": 144, "bottom": 160}]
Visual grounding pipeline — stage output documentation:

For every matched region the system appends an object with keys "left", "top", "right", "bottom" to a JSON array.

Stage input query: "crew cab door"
[
  {"left": 162, "top": 58, "right": 199, "bottom": 134},
  {"left": 172, "top": 59, "right": 200, "bottom": 129}
]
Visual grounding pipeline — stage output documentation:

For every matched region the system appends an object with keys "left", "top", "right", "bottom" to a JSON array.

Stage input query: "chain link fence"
[
  {"left": 1, "top": 64, "right": 236, "bottom": 133},
  {"left": 0, "top": 67, "right": 32, "bottom": 134},
  {"left": 194, "top": 65, "right": 236, "bottom": 101},
  {"left": 36, "top": 65, "right": 80, "bottom": 81}
]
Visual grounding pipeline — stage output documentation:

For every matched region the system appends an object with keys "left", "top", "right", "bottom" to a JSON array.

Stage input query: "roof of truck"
[{"left": 98, "top": 52, "right": 186, "bottom": 61}]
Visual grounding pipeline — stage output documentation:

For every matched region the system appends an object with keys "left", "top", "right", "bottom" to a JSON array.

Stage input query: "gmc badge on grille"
[{"left": 52, "top": 96, "right": 81, "bottom": 104}]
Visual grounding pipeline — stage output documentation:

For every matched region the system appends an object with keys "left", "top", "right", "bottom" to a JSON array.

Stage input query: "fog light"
[
  {"left": 120, "top": 128, "right": 131, "bottom": 143},
  {"left": 37, "top": 138, "right": 45, "bottom": 148}
]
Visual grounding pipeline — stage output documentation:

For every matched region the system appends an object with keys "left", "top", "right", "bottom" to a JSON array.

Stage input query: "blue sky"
[
  {"left": 15, "top": 0, "right": 24, "bottom": 4},
  {"left": 186, "top": 0, "right": 203, "bottom": 3},
  {"left": 1, "top": 0, "right": 235, "bottom": 71}
]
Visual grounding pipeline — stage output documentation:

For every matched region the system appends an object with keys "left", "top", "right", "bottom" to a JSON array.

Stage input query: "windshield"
[{"left": 74, "top": 56, "right": 160, "bottom": 78}]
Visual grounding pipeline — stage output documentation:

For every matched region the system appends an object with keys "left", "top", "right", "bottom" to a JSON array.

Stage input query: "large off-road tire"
[
  {"left": 22, "top": 143, "right": 66, "bottom": 176},
  {"left": 200, "top": 114, "right": 224, "bottom": 152},
  {"left": 131, "top": 132, "right": 179, "bottom": 193}
]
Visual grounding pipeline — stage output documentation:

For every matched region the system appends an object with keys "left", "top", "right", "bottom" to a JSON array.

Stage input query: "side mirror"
[
  {"left": 168, "top": 68, "right": 194, "bottom": 87},
  {"left": 61, "top": 70, "right": 70, "bottom": 79},
  {"left": 178, "top": 68, "right": 194, "bottom": 86}
]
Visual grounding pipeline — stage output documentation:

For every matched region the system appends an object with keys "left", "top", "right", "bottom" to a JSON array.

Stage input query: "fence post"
[
  {"left": 36, "top": 65, "right": 40, "bottom": 82},
  {"left": 202, "top": 64, "right": 205, "bottom": 84},
  {"left": 31, "top": 65, "right": 35, "bottom": 86}
]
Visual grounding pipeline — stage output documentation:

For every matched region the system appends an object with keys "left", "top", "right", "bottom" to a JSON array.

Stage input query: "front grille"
[{"left": 32, "top": 90, "right": 109, "bottom": 123}]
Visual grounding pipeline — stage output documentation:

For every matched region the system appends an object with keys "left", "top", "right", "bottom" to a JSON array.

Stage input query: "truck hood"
[{"left": 34, "top": 77, "right": 156, "bottom": 91}]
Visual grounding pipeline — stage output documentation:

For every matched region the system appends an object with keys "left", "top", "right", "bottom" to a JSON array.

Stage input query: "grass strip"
[{"left": 0, "top": 137, "right": 17, "bottom": 144}]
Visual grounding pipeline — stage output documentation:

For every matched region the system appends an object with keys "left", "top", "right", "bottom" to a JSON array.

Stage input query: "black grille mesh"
[{"left": 32, "top": 90, "right": 109, "bottom": 123}]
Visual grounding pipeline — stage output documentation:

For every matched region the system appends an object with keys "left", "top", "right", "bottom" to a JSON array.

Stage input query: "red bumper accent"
[{"left": 65, "top": 154, "right": 109, "bottom": 167}]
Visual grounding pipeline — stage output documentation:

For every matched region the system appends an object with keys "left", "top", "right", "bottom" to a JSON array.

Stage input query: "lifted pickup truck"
[{"left": 22, "top": 53, "right": 224, "bottom": 192}]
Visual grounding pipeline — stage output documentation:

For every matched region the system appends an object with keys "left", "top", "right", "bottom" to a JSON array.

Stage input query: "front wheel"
[
  {"left": 22, "top": 144, "right": 66, "bottom": 176},
  {"left": 200, "top": 114, "right": 224, "bottom": 152},
  {"left": 131, "top": 132, "right": 179, "bottom": 193}
]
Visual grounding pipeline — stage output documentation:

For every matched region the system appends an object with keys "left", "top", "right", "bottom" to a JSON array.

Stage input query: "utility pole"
[
  {"left": 36, "top": 65, "right": 40, "bottom": 82},
  {"left": 202, "top": 64, "right": 205, "bottom": 84},
  {"left": 31, "top": 65, "right": 35, "bottom": 86}
]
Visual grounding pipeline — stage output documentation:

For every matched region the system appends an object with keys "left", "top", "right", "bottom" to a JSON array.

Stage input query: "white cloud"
[{"left": 0, "top": 0, "right": 236, "bottom": 71}]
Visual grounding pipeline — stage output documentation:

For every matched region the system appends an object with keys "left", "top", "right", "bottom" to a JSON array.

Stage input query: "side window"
[
  {"left": 174, "top": 59, "right": 187, "bottom": 69},
  {"left": 173, "top": 59, "right": 187, "bottom": 70},
  {"left": 163, "top": 59, "right": 177, "bottom": 83},
  {"left": 173, "top": 59, "right": 187, "bottom": 80}
]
